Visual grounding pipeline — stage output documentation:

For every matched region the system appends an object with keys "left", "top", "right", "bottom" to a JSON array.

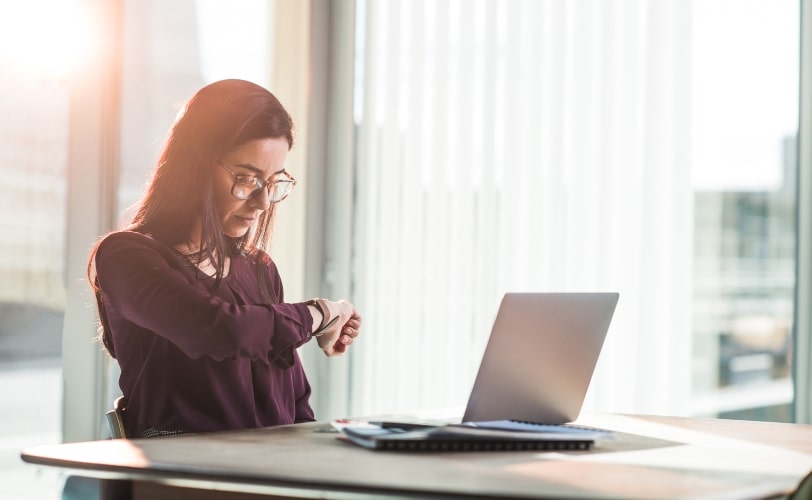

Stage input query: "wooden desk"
[{"left": 21, "top": 413, "right": 812, "bottom": 499}]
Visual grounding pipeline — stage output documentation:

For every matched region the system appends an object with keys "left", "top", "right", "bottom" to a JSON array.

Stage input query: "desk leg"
[
  {"left": 61, "top": 476, "right": 132, "bottom": 500},
  {"left": 133, "top": 482, "right": 301, "bottom": 500}
]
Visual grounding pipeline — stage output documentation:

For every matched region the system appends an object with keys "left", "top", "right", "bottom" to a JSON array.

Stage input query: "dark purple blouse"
[{"left": 94, "top": 231, "right": 316, "bottom": 436}]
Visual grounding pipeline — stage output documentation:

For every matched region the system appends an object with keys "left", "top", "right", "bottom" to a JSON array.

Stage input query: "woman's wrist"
[{"left": 306, "top": 298, "right": 336, "bottom": 337}]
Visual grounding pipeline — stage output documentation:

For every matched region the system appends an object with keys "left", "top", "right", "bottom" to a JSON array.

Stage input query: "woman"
[{"left": 88, "top": 79, "right": 361, "bottom": 438}]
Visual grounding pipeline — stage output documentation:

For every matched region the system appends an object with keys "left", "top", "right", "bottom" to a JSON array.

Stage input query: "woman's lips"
[{"left": 235, "top": 216, "right": 255, "bottom": 226}]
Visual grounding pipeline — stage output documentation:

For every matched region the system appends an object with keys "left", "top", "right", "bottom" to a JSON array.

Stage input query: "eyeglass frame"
[{"left": 218, "top": 162, "right": 296, "bottom": 203}]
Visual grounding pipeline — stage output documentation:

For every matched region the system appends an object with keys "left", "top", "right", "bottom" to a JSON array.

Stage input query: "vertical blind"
[{"left": 347, "top": 0, "right": 694, "bottom": 417}]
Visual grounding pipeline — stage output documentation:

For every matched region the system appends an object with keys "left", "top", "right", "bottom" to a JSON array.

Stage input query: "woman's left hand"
[
  {"left": 333, "top": 309, "right": 362, "bottom": 354},
  {"left": 315, "top": 301, "right": 362, "bottom": 356}
]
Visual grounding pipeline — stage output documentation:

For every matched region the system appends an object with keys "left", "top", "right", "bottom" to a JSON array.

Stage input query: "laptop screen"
[{"left": 462, "top": 292, "right": 619, "bottom": 425}]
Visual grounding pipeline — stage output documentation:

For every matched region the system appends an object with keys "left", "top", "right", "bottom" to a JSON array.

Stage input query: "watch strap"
[{"left": 306, "top": 298, "right": 339, "bottom": 337}]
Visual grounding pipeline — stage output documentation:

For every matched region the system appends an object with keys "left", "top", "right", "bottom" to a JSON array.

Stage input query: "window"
[
  {"left": 0, "top": 1, "right": 78, "bottom": 497},
  {"left": 0, "top": 1, "right": 308, "bottom": 497},
  {"left": 337, "top": 0, "right": 800, "bottom": 421},
  {"left": 687, "top": 0, "right": 797, "bottom": 421}
]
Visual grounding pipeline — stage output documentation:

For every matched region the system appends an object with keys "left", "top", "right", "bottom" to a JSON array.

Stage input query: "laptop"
[
  {"left": 334, "top": 292, "right": 618, "bottom": 449},
  {"left": 461, "top": 292, "right": 619, "bottom": 426}
]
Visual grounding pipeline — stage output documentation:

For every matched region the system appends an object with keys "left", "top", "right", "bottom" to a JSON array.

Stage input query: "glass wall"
[
  {"left": 344, "top": 0, "right": 800, "bottom": 421},
  {"left": 690, "top": 1, "right": 798, "bottom": 421},
  {"left": 0, "top": 1, "right": 74, "bottom": 498},
  {"left": 0, "top": 1, "right": 75, "bottom": 497},
  {"left": 0, "top": 1, "right": 280, "bottom": 497},
  {"left": 0, "top": 84, "right": 66, "bottom": 488}
]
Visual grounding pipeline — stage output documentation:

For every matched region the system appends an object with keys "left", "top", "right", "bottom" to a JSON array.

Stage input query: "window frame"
[{"left": 793, "top": 0, "right": 812, "bottom": 424}]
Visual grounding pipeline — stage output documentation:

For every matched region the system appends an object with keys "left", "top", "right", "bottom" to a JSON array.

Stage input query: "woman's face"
[{"left": 213, "top": 137, "right": 290, "bottom": 238}]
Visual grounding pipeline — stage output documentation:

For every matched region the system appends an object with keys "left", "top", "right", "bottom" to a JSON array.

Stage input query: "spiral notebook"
[
  {"left": 338, "top": 293, "right": 619, "bottom": 452},
  {"left": 337, "top": 420, "right": 604, "bottom": 451}
]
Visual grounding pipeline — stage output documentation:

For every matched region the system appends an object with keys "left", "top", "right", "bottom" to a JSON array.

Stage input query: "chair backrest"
[
  {"left": 790, "top": 470, "right": 812, "bottom": 500},
  {"left": 105, "top": 396, "right": 127, "bottom": 439}
]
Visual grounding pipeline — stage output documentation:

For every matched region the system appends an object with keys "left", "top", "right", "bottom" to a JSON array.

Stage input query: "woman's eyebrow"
[
  {"left": 234, "top": 164, "right": 286, "bottom": 178},
  {"left": 233, "top": 163, "right": 263, "bottom": 175}
]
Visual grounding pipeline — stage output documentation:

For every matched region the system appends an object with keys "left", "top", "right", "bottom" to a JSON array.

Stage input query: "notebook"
[
  {"left": 337, "top": 421, "right": 596, "bottom": 451},
  {"left": 337, "top": 292, "right": 619, "bottom": 451}
]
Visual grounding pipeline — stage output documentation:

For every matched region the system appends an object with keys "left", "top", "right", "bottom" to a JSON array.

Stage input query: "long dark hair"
[{"left": 89, "top": 79, "right": 294, "bottom": 357}]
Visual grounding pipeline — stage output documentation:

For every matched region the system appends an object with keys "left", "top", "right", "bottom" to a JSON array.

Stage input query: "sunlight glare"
[{"left": 0, "top": 0, "right": 92, "bottom": 79}]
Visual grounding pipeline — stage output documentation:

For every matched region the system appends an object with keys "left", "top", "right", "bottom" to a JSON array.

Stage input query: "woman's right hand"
[{"left": 308, "top": 299, "right": 362, "bottom": 357}]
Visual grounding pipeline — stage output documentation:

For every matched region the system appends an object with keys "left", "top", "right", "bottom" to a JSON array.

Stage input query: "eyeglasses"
[{"left": 219, "top": 162, "right": 296, "bottom": 203}]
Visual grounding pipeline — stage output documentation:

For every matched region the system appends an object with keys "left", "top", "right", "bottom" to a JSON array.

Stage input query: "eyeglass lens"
[{"left": 231, "top": 177, "right": 293, "bottom": 202}]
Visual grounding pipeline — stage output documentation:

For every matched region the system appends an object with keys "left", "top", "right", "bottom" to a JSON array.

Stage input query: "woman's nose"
[{"left": 250, "top": 185, "right": 272, "bottom": 210}]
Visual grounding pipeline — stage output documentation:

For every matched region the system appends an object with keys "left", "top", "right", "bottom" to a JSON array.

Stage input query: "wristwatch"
[{"left": 306, "top": 298, "right": 339, "bottom": 337}]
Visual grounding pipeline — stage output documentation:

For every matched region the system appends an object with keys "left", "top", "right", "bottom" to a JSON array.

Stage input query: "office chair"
[
  {"left": 61, "top": 397, "right": 132, "bottom": 499},
  {"left": 105, "top": 396, "right": 127, "bottom": 439},
  {"left": 790, "top": 470, "right": 812, "bottom": 500}
]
